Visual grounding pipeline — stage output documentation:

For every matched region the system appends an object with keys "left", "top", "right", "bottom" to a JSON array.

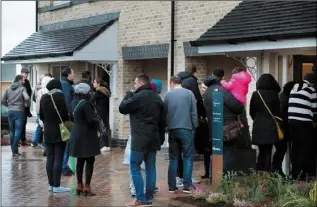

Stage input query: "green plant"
[
  {"left": 265, "top": 172, "right": 290, "bottom": 199},
  {"left": 279, "top": 186, "right": 315, "bottom": 207},
  {"left": 219, "top": 171, "right": 239, "bottom": 201},
  {"left": 206, "top": 192, "right": 227, "bottom": 204}
]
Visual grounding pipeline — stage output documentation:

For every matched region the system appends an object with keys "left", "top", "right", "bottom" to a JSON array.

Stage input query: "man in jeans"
[
  {"left": 164, "top": 76, "right": 198, "bottom": 194},
  {"left": 119, "top": 74, "right": 165, "bottom": 207},
  {"left": 2, "top": 75, "right": 30, "bottom": 155},
  {"left": 60, "top": 67, "right": 75, "bottom": 176}
]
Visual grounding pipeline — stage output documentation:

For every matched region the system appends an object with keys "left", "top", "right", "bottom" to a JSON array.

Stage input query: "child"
[{"left": 221, "top": 67, "right": 251, "bottom": 104}]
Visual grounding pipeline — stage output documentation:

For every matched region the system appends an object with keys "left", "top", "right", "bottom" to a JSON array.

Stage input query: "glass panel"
[
  {"left": 53, "top": 1, "right": 70, "bottom": 6},
  {"left": 51, "top": 66, "right": 61, "bottom": 80},
  {"left": 302, "top": 63, "right": 313, "bottom": 78}
]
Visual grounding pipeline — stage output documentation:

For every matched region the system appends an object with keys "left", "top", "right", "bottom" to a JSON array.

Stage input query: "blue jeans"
[
  {"left": 223, "top": 145, "right": 235, "bottom": 173},
  {"left": 62, "top": 141, "right": 70, "bottom": 171},
  {"left": 8, "top": 111, "right": 25, "bottom": 153},
  {"left": 130, "top": 150, "right": 156, "bottom": 203},
  {"left": 31, "top": 115, "right": 41, "bottom": 145},
  {"left": 168, "top": 129, "right": 194, "bottom": 189}
]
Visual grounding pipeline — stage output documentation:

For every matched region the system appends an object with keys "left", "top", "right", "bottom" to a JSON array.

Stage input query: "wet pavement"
[{"left": 1, "top": 146, "right": 208, "bottom": 207}]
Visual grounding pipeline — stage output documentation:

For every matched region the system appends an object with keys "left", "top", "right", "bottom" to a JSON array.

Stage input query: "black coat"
[
  {"left": 178, "top": 72, "right": 206, "bottom": 118},
  {"left": 203, "top": 76, "right": 245, "bottom": 146},
  {"left": 92, "top": 87, "right": 110, "bottom": 127},
  {"left": 250, "top": 90, "right": 280, "bottom": 145},
  {"left": 119, "top": 84, "right": 165, "bottom": 152},
  {"left": 23, "top": 79, "right": 32, "bottom": 117},
  {"left": 40, "top": 91, "right": 69, "bottom": 144},
  {"left": 69, "top": 99, "right": 100, "bottom": 158}
]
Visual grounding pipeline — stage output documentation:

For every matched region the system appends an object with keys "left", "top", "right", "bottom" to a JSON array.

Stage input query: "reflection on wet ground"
[{"left": 1, "top": 146, "right": 207, "bottom": 206}]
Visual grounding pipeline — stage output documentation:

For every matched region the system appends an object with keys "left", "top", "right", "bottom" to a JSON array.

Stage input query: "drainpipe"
[
  {"left": 35, "top": 1, "right": 38, "bottom": 32},
  {"left": 170, "top": 1, "right": 175, "bottom": 77}
]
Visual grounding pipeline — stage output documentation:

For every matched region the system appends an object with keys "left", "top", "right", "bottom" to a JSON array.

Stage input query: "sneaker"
[
  {"left": 48, "top": 186, "right": 53, "bottom": 191},
  {"left": 12, "top": 152, "right": 21, "bottom": 156},
  {"left": 183, "top": 185, "right": 196, "bottom": 194},
  {"left": 125, "top": 200, "right": 152, "bottom": 207},
  {"left": 31, "top": 143, "right": 37, "bottom": 147},
  {"left": 101, "top": 146, "right": 111, "bottom": 152},
  {"left": 21, "top": 142, "right": 30, "bottom": 146},
  {"left": 176, "top": 178, "right": 183, "bottom": 188},
  {"left": 53, "top": 186, "right": 70, "bottom": 193},
  {"left": 168, "top": 187, "right": 178, "bottom": 193}
]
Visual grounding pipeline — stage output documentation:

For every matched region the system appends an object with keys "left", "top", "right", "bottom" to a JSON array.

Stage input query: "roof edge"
[
  {"left": 191, "top": 32, "right": 317, "bottom": 47},
  {"left": 1, "top": 52, "right": 73, "bottom": 62}
]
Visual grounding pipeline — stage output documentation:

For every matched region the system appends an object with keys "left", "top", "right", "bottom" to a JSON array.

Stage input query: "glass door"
[{"left": 293, "top": 55, "right": 317, "bottom": 82}]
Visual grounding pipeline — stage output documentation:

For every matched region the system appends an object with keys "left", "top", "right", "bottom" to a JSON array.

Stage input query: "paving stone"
[{"left": 1, "top": 146, "right": 207, "bottom": 206}]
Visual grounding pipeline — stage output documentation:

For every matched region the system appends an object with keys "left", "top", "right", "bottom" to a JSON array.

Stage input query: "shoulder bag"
[
  {"left": 49, "top": 93, "right": 71, "bottom": 142},
  {"left": 223, "top": 115, "right": 244, "bottom": 143},
  {"left": 257, "top": 91, "right": 284, "bottom": 140},
  {"left": 92, "top": 103, "right": 108, "bottom": 139}
]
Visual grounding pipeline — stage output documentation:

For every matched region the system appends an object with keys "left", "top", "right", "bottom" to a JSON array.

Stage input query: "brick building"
[{"left": 2, "top": 1, "right": 316, "bottom": 149}]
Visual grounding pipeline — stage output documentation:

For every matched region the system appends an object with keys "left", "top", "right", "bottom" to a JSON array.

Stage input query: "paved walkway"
[{"left": 1, "top": 146, "right": 208, "bottom": 206}]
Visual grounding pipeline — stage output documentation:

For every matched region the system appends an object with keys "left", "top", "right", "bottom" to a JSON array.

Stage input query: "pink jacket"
[{"left": 221, "top": 71, "right": 251, "bottom": 104}]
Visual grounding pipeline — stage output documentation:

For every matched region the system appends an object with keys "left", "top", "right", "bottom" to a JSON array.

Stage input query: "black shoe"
[
  {"left": 12, "top": 152, "right": 21, "bottom": 156},
  {"left": 168, "top": 187, "right": 178, "bottom": 193},
  {"left": 21, "top": 142, "right": 30, "bottom": 146},
  {"left": 62, "top": 168, "right": 74, "bottom": 176},
  {"left": 201, "top": 174, "right": 210, "bottom": 179}
]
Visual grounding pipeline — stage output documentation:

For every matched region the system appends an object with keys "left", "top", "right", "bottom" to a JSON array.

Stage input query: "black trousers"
[
  {"left": 290, "top": 123, "right": 315, "bottom": 180},
  {"left": 20, "top": 110, "right": 28, "bottom": 143},
  {"left": 257, "top": 144, "right": 273, "bottom": 172},
  {"left": 76, "top": 157, "right": 95, "bottom": 185},
  {"left": 272, "top": 140, "right": 287, "bottom": 174},
  {"left": 203, "top": 152, "right": 210, "bottom": 176},
  {"left": 46, "top": 142, "right": 66, "bottom": 187}
]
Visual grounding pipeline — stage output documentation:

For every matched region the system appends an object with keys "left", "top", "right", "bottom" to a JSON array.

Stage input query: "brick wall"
[{"left": 38, "top": 1, "right": 241, "bottom": 140}]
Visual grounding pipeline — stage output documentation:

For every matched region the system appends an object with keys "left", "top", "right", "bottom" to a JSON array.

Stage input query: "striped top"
[{"left": 288, "top": 80, "right": 317, "bottom": 122}]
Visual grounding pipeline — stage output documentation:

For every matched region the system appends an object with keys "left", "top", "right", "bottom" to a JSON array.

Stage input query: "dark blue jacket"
[{"left": 60, "top": 76, "right": 74, "bottom": 113}]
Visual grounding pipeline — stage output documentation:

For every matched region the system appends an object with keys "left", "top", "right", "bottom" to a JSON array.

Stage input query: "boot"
[
  {"left": 83, "top": 184, "right": 96, "bottom": 196},
  {"left": 76, "top": 183, "right": 83, "bottom": 195}
]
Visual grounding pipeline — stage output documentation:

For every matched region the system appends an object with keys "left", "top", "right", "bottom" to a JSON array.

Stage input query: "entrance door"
[{"left": 293, "top": 55, "right": 317, "bottom": 82}]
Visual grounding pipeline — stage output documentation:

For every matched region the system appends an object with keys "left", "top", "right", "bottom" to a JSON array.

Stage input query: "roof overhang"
[
  {"left": 2, "top": 20, "right": 118, "bottom": 64},
  {"left": 194, "top": 37, "right": 317, "bottom": 56}
]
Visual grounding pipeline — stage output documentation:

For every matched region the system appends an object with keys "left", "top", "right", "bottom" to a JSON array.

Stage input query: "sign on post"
[{"left": 210, "top": 89, "right": 223, "bottom": 190}]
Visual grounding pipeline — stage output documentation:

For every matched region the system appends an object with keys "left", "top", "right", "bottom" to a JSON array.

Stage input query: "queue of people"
[{"left": 2, "top": 63, "right": 316, "bottom": 206}]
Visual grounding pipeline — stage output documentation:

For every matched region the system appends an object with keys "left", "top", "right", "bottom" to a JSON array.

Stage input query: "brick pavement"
[{"left": 1, "top": 146, "right": 209, "bottom": 207}]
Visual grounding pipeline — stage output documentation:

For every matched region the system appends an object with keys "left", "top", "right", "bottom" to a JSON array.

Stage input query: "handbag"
[
  {"left": 49, "top": 93, "right": 71, "bottom": 142},
  {"left": 92, "top": 103, "right": 108, "bottom": 139},
  {"left": 223, "top": 116, "right": 244, "bottom": 143},
  {"left": 257, "top": 91, "right": 284, "bottom": 140}
]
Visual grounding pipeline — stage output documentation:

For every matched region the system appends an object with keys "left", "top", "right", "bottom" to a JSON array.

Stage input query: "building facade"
[{"left": 2, "top": 1, "right": 316, "bottom": 149}]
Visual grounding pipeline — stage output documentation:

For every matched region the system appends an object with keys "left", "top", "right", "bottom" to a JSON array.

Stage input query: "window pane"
[
  {"left": 53, "top": 1, "right": 70, "bottom": 6},
  {"left": 52, "top": 66, "right": 61, "bottom": 80}
]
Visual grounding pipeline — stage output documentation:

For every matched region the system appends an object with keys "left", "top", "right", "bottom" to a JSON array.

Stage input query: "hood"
[
  {"left": 46, "top": 79, "right": 62, "bottom": 91},
  {"left": 10, "top": 82, "right": 22, "bottom": 90},
  {"left": 293, "top": 80, "right": 314, "bottom": 92},
  {"left": 256, "top": 74, "right": 281, "bottom": 93},
  {"left": 203, "top": 75, "right": 220, "bottom": 87},
  {"left": 282, "top": 81, "right": 296, "bottom": 96},
  {"left": 97, "top": 86, "right": 111, "bottom": 97},
  {"left": 232, "top": 71, "right": 252, "bottom": 85},
  {"left": 178, "top": 71, "right": 196, "bottom": 81}
]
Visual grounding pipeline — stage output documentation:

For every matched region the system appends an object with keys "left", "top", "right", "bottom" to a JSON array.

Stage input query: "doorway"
[{"left": 293, "top": 55, "right": 317, "bottom": 82}]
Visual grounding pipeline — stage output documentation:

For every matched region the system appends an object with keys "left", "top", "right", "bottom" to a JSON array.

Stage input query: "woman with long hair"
[
  {"left": 92, "top": 77, "right": 111, "bottom": 151},
  {"left": 69, "top": 83, "right": 100, "bottom": 196}
]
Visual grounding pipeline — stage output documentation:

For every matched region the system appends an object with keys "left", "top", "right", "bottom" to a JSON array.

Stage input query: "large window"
[{"left": 51, "top": 65, "right": 69, "bottom": 80}]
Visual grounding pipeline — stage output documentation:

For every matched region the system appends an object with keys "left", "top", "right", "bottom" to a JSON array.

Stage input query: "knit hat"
[
  {"left": 150, "top": 82, "right": 157, "bottom": 93},
  {"left": 46, "top": 79, "right": 62, "bottom": 91},
  {"left": 151, "top": 78, "right": 162, "bottom": 94},
  {"left": 304, "top": 73, "right": 314, "bottom": 84},
  {"left": 74, "top": 83, "right": 91, "bottom": 95}
]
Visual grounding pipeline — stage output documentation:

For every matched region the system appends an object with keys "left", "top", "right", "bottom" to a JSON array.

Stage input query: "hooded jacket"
[
  {"left": 2, "top": 82, "right": 30, "bottom": 112},
  {"left": 178, "top": 71, "right": 206, "bottom": 118},
  {"left": 221, "top": 71, "right": 251, "bottom": 104},
  {"left": 203, "top": 75, "right": 244, "bottom": 125},
  {"left": 35, "top": 76, "right": 54, "bottom": 114}
]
